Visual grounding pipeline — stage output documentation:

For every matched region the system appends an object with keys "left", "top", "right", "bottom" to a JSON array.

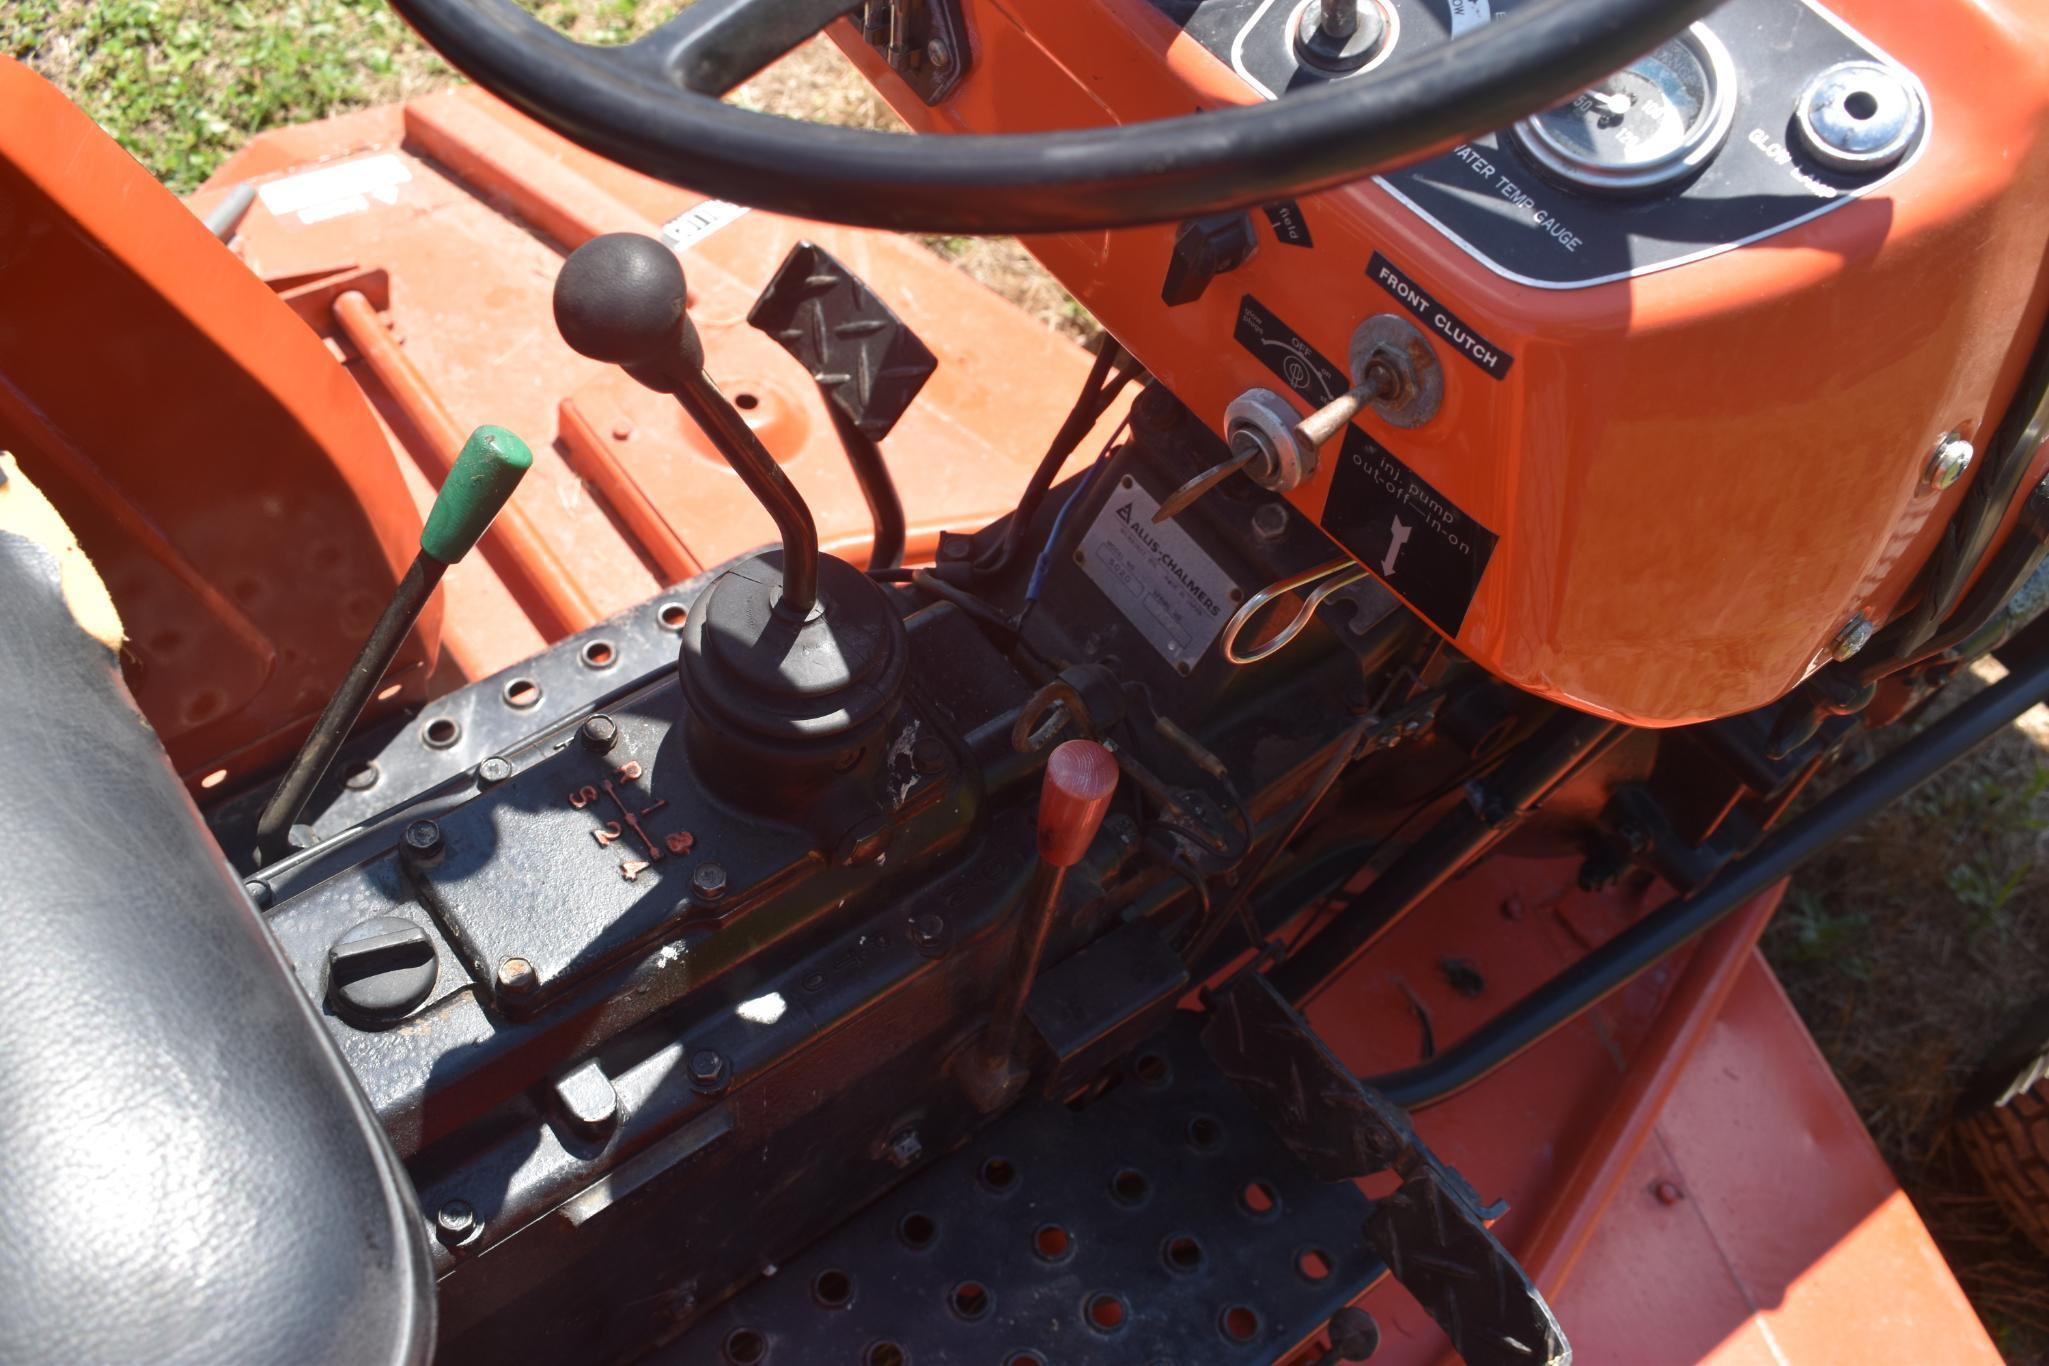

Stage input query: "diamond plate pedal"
[
  {"left": 660, "top": 1019, "right": 1377, "bottom": 1363},
  {"left": 747, "top": 241, "right": 938, "bottom": 440},
  {"left": 1203, "top": 969, "right": 1571, "bottom": 1366}
]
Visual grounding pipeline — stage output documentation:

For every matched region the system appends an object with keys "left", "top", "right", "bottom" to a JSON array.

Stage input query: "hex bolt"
[
  {"left": 911, "top": 735, "right": 949, "bottom": 775},
  {"left": 886, "top": 1128, "right": 923, "bottom": 1168},
  {"left": 497, "top": 956, "right": 538, "bottom": 997},
  {"left": 692, "top": 863, "right": 728, "bottom": 903},
  {"left": 836, "top": 815, "right": 891, "bottom": 867},
  {"left": 910, "top": 912, "right": 947, "bottom": 958},
  {"left": 1830, "top": 613, "right": 1876, "bottom": 661},
  {"left": 1321, "top": 1306, "right": 1382, "bottom": 1363},
  {"left": 926, "top": 38, "right": 952, "bottom": 68},
  {"left": 435, "top": 1198, "right": 477, "bottom": 1247},
  {"left": 1251, "top": 502, "right": 1290, "bottom": 542},
  {"left": 1652, "top": 1179, "right": 1684, "bottom": 1206},
  {"left": 580, "top": 714, "right": 619, "bottom": 754},
  {"left": 243, "top": 880, "right": 273, "bottom": 910},
  {"left": 402, "top": 818, "right": 443, "bottom": 859},
  {"left": 688, "top": 1049, "right": 731, "bottom": 1094},
  {"left": 477, "top": 756, "right": 513, "bottom": 785},
  {"left": 1926, "top": 434, "right": 1975, "bottom": 490}
]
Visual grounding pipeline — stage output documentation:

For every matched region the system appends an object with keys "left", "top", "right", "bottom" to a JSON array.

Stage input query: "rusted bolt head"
[
  {"left": 435, "top": 1198, "right": 477, "bottom": 1246},
  {"left": 688, "top": 1049, "right": 730, "bottom": 1094},
  {"left": 402, "top": 818, "right": 442, "bottom": 858},
  {"left": 1830, "top": 613, "right": 1876, "bottom": 661},
  {"left": 497, "top": 957, "right": 538, "bottom": 997},
  {"left": 692, "top": 863, "right": 728, "bottom": 902},
  {"left": 579, "top": 714, "right": 619, "bottom": 754}
]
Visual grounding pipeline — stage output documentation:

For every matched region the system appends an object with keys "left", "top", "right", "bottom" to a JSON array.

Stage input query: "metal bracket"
[
  {"left": 665, "top": 1018, "right": 1377, "bottom": 1362},
  {"left": 858, "top": 0, "right": 971, "bottom": 105},
  {"left": 1202, "top": 969, "right": 1571, "bottom": 1366}
]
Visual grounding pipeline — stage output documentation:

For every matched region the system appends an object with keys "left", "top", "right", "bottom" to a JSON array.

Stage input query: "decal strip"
[
  {"left": 1321, "top": 427, "right": 1497, "bottom": 637},
  {"left": 1367, "top": 253, "right": 1514, "bottom": 380}
]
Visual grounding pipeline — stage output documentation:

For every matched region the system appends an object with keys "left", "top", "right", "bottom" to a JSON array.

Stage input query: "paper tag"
[
  {"left": 258, "top": 154, "right": 412, "bottom": 225},
  {"left": 660, "top": 200, "right": 749, "bottom": 251}
]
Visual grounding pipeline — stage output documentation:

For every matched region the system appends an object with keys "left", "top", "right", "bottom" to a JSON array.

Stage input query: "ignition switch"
[{"left": 1293, "top": 0, "right": 1392, "bottom": 76}]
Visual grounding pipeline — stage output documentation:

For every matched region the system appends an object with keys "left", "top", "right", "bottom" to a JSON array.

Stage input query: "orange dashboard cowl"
[
  {"left": 0, "top": 58, "right": 434, "bottom": 790},
  {"left": 843, "top": 0, "right": 2049, "bottom": 725}
]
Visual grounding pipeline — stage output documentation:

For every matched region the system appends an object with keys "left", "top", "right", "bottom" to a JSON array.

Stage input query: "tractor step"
[{"left": 663, "top": 1018, "right": 1380, "bottom": 1364}]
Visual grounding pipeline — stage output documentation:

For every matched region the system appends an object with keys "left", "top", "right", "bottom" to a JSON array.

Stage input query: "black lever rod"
[{"left": 553, "top": 232, "right": 820, "bottom": 615}]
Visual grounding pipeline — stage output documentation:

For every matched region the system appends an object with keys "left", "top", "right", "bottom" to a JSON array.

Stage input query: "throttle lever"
[{"left": 965, "top": 739, "right": 1119, "bottom": 1109}]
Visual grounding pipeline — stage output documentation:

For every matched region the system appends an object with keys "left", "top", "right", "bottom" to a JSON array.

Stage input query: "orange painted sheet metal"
[
  {"left": 202, "top": 87, "right": 1125, "bottom": 688},
  {"left": 846, "top": 0, "right": 2049, "bottom": 725},
  {"left": 1293, "top": 847, "right": 1995, "bottom": 1363},
  {"left": 177, "top": 78, "right": 2002, "bottom": 1363},
  {"left": 0, "top": 58, "right": 434, "bottom": 796}
]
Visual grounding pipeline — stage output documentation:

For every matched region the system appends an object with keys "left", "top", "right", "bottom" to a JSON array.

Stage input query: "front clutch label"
[
  {"left": 1321, "top": 428, "right": 1497, "bottom": 637},
  {"left": 1077, "top": 479, "right": 1240, "bottom": 671}
]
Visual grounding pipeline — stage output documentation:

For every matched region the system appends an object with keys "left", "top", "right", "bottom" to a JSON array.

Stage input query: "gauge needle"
[{"left": 1589, "top": 89, "right": 1634, "bottom": 117}]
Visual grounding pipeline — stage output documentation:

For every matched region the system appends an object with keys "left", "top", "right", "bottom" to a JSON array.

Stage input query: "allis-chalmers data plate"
[{"left": 663, "top": 1021, "right": 1378, "bottom": 1363}]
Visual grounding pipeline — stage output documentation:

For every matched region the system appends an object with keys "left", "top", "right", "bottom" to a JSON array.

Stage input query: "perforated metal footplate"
[{"left": 661, "top": 1018, "right": 1379, "bottom": 1364}]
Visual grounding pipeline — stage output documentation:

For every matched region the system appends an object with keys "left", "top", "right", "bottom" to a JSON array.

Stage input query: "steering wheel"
[{"left": 388, "top": 0, "right": 1714, "bottom": 234}]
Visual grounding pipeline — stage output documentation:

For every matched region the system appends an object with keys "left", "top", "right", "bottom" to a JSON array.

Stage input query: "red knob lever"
[{"left": 1037, "top": 739, "right": 1119, "bottom": 868}]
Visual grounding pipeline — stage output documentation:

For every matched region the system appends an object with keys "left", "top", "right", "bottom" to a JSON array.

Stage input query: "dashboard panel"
[
  {"left": 843, "top": 0, "right": 2049, "bottom": 724},
  {"left": 1158, "top": 0, "right": 1927, "bottom": 288}
]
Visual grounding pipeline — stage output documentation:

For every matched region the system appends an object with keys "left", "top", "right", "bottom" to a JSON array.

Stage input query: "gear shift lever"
[
  {"left": 554, "top": 233, "right": 820, "bottom": 615},
  {"left": 552, "top": 234, "right": 909, "bottom": 820}
]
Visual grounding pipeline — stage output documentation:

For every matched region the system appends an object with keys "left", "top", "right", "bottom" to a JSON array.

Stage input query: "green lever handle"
[{"left": 419, "top": 425, "right": 534, "bottom": 564}]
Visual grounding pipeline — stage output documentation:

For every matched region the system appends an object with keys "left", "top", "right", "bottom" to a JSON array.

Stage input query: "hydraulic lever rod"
[
  {"left": 968, "top": 739, "right": 1118, "bottom": 1108},
  {"left": 254, "top": 426, "right": 533, "bottom": 863}
]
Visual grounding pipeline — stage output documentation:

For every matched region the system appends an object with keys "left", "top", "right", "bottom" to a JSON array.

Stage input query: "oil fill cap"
[{"left": 1795, "top": 60, "right": 1924, "bottom": 173}]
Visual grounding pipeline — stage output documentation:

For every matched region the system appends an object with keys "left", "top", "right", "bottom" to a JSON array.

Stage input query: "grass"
[
  {"left": 0, "top": 0, "right": 1091, "bottom": 338},
  {"left": 1763, "top": 660, "right": 2049, "bottom": 1357},
  {"left": 4, "top": 1, "right": 438, "bottom": 192},
  {"left": 9, "top": 2, "right": 2049, "bottom": 1355}
]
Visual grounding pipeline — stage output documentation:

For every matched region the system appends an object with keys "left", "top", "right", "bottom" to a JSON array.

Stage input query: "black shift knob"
[{"left": 553, "top": 232, "right": 704, "bottom": 390}]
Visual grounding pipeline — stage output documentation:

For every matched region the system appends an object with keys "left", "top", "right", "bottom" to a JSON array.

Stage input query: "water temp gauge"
[{"left": 1511, "top": 23, "right": 1738, "bottom": 197}]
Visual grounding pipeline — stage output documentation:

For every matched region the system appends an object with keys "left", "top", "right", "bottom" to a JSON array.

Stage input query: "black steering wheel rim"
[{"left": 388, "top": 0, "right": 1719, "bottom": 234}]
